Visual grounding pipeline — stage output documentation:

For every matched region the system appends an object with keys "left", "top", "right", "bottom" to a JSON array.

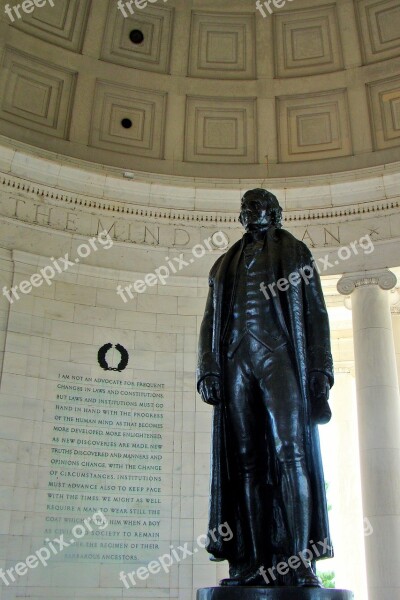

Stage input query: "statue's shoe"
[
  {"left": 219, "top": 571, "right": 271, "bottom": 587},
  {"left": 293, "top": 564, "right": 323, "bottom": 587}
]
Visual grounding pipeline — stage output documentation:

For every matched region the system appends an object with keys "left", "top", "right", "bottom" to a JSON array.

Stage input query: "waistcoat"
[{"left": 223, "top": 238, "right": 286, "bottom": 357}]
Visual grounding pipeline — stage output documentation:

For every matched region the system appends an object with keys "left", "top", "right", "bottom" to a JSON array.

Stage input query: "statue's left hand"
[
  {"left": 199, "top": 375, "right": 221, "bottom": 406},
  {"left": 309, "top": 372, "right": 332, "bottom": 424}
]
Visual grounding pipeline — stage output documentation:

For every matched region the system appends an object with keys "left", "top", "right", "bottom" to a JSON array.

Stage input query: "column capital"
[{"left": 337, "top": 269, "right": 397, "bottom": 296}]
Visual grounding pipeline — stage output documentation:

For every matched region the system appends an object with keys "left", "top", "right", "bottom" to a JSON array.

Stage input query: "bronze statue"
[{"left": 197, "top": 189, "right": 334, "bottom": 588}]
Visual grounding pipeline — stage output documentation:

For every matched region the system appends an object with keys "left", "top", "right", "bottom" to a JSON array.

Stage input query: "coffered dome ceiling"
[{"left": 0, "top": 0, "right": 399, "bottom": 180}]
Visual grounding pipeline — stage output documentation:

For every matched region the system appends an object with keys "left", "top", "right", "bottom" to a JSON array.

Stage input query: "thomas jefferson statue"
[{"left": 197, "top": 189, "right": 334, "bottom": 587}]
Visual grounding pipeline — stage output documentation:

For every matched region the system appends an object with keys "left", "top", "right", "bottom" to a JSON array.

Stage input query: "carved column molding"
[
  {"left": 337, "top": 269, "right": 397, "bottom": 295},
  {"left": 337, "top": 269, "right": 400, "bottom": 600}
]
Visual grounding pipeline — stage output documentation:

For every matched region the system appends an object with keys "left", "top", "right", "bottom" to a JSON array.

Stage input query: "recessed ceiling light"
[{"left": 129, "top": 29, "right": 144, "bottom": 44}]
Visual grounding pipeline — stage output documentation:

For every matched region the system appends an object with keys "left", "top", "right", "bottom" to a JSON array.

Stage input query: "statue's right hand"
[{"left": 199, "top": 375, "right": 221, "bottom": 406}]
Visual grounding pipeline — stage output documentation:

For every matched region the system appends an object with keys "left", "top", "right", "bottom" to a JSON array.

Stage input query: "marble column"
[
  {"left": 328, "top": 368, "right": 367, "bottom": 599},
  {"left": 391, "top": 293, "right": 400, "bottom": 388},
  {"left": 337, "top": 270, "right": 400, "bottom": 600}
]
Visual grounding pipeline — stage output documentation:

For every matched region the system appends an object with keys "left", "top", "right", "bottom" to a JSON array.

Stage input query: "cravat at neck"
[{"left": 245, "top": 229, "right": 268, "bottom": 244}]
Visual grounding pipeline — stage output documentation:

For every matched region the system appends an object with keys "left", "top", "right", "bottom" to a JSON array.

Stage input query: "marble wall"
[
  {"left": 0, "top": 249, "right": 227, "bottom": 600},
  {"left": 0, "top": 140, "right": 399, "bottom": 599},
  {"left": 0, "top": 246, "right": 369, "bottom": 600}
]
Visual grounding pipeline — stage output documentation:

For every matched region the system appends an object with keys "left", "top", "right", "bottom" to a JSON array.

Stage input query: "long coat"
[{"left": 197, "top": 227, "right": 334, "bottom": 572}]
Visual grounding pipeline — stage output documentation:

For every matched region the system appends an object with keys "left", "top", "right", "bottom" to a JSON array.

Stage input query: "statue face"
[{"left": 239, "top": 194, "right": 273, "bottom": 231}]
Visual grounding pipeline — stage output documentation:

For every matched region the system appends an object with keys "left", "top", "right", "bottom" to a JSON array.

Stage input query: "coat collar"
[{"left": 215, "top": 226, "right": 279, "bottom": 283}]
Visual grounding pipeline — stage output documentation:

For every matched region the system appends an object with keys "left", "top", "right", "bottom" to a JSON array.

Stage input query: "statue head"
[{"left": 239, "top": 188, "right": 282, "bottom": 231}]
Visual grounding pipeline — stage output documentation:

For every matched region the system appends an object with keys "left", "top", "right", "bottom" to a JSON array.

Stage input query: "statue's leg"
[
  {"left": 220, "top": 336, "right": 273, "bottom": 586},
  {"left": 256, "top": 344, "right": 322, "bottom": 587},
  {"left": 240, "top": 477, "right": 273, "bottom": 576}
]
